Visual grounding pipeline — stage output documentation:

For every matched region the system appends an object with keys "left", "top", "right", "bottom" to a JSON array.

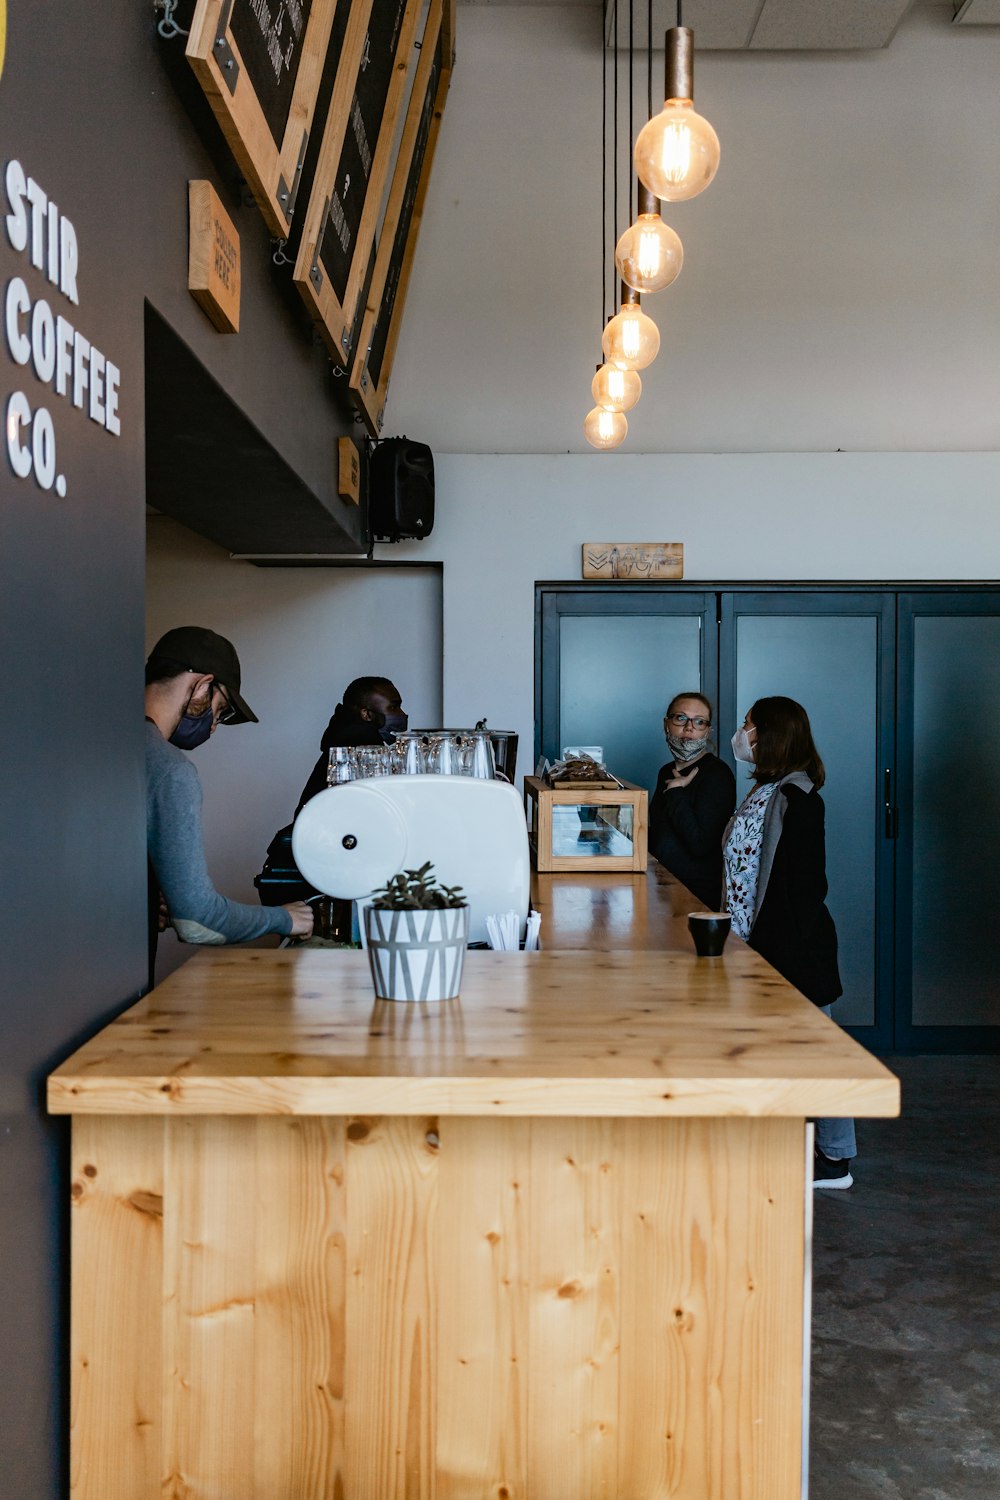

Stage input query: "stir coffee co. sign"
[{"left": 3, "top": 159, "right": 121, "bottom": 498}]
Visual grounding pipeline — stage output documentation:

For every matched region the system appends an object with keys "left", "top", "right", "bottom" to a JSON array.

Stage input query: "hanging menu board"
[
  {"left": 186, "top": 0, "right": 337, "bottom": 238},
  {"left": 349, "top": 0, "right": 453, "bottom": 434},
  {"left": 293, "top": 0, "right": 423, "bottom": 366}
]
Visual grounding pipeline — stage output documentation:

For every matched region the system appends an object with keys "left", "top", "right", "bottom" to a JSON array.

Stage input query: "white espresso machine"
[{"left": 291, "top": 775, "right": 531, "bottom": 945}]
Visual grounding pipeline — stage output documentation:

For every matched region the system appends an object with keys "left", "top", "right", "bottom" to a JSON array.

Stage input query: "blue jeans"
[{"left": 814, "top": 1004, "right": 858, "bottom": 1160}]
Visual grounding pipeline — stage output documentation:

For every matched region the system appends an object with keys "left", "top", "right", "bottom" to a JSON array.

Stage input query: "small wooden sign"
[
  {"left": 188, "top": 180, "right": 241, "bottom": 334},
  {"left": 582, "top": 543, "right": 684, "bottom": 580},
  {"left": 337, "top": 436, "right": 361, "bottom": 505}
]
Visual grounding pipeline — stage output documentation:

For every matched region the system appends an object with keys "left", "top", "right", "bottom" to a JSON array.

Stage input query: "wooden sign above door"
[
  {"left": 582, "top": 543, "right": 684, "bottom": 580},
  {"left": 186, "top": 0, "right": 337, "bottom": 238}
]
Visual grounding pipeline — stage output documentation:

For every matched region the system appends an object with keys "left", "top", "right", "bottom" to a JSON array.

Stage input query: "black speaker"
[{"left": 368, "top": 437, "right": 434, "bottom": 542}]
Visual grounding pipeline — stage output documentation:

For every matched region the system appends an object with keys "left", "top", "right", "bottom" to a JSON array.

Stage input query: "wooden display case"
[{"left": 524, "top": 774, "right": 648, "bottom": 872}]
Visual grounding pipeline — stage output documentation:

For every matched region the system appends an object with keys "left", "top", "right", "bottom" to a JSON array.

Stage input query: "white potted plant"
[{"left": 364, "top": 862, "right": 469, "bottom": 1002}]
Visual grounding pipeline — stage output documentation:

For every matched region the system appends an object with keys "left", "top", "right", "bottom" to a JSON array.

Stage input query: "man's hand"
[
  {"left": 157, "top": 891, "right": 171, "bottom": 932},
  {"left": 667, "top": 764, "right": 700, "bottom": 791},
  {"left": 284, "top": 901, "right": 315, "bottom": 938}
]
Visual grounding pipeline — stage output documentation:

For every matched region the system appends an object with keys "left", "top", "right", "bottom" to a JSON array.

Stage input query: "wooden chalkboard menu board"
[
  {"left": 349, "top": 0, "right": 454, "bottom": 434},
  {"left": 293, "top": 0, "right": 423, "bottom": 366},
  {"left": 186, "top": 0, "right": 337, "bottom": 238}
]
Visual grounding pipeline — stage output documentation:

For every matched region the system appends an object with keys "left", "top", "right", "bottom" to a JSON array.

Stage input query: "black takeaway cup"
[{"left": 687, "top": 911, "right": 731, "bottom": 957}]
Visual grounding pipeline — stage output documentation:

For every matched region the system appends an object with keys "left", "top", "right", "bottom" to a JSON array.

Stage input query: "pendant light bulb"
[
  {"left": 592, "top": 362, "right": 642, "bottom": 414},
  {"left": 634, "top": 28, "right": 720, "bottom": 203},
  {"left": 602, "top": 289, "right": 660, "bottom": 372},
  {"left": 615, "top": 188, "right": 683, "bottom": 295},
  {"left": 584, "top": 406, "right": 628, "bottom": 450}
]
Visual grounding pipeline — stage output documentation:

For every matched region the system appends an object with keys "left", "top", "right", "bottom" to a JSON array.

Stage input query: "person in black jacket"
[
  {"left": 294, "top": 676, "right": 408, "bottom": 815},
  {"left": 648, "top": 692, "right": 736, "bottom": 909},
  {"left": 255, "top": 678, "right": 408, "bottom": 925},
  {"left": 723, "top": 695, "right": 856, "bottom": 1190}
]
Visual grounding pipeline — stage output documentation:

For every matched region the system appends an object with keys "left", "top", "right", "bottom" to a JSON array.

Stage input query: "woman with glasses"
[
  {"left": 649, "top": 691, "right": 736, "bottom": 909},
  {"left": 723, "top": 696, "right": 855, "bottom": 1189}
]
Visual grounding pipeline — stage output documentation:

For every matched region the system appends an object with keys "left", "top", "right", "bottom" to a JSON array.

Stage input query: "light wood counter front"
[{"left": 50, "top": 868, "right": 899, "bottom": 1500}]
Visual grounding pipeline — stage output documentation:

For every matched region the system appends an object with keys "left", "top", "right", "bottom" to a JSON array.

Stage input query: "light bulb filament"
[
  {"left": 637, "top": 226, "right": 662, "bottom": 279},
  {"left": 622, "top": 315, "right": 642, "bottom": 360},
  {"left": 598, "top": 409, "right": 615, "bottom": 440},
  {"left": 607, "top": 369, "right": 625, "bottom": 402},
  {"left": 660, "top": 121, "right": 692, "bottom": 185}
]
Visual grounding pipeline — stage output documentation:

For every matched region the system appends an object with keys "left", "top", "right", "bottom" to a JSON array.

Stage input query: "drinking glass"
[{"left": 327, "top": 746, "right": 353, "bottom": 785}]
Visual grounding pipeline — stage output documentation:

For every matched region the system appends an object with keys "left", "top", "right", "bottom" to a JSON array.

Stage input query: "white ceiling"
[{"left": 460, "top": 0, "right": 998, "bottom": 51}]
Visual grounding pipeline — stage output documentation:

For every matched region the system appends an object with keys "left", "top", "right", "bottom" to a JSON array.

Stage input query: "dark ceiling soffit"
[{"left": 144, "top": 302, "right": 364, "bottom": 556}]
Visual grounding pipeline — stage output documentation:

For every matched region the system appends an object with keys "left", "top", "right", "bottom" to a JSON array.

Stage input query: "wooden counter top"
[
  {"left": 531, "top": 857, "right": 705, "bottom": 949},
  {"left": 48, "top": 943, "right": 899, "bottom": 1120}
]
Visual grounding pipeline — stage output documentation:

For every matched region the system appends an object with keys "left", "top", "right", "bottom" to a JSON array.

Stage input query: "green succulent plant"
[{"left": 370, "top": 861, "right": 466, "bottom": 911}]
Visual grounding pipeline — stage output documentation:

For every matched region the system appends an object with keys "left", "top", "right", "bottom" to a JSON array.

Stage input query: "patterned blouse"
[{"left": 724, "top": 781, "right": 779, "bottom": 939}]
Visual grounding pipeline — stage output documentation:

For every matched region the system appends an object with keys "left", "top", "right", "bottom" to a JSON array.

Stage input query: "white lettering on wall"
[{"left": 3, "top": 157, "right": 121, "bottom": 501}]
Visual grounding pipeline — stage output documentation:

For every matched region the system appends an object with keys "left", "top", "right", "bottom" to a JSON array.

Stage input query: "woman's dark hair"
[
  {"left": 750, "top": 695, "right": 825, "bottom": 788},
  {"left": 666, "top": 690, "right": 713, "bottom": 722}
]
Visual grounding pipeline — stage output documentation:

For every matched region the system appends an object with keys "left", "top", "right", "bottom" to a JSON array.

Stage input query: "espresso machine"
[{"left": 291, "top": 774, "right": 531, "bottom": 945}]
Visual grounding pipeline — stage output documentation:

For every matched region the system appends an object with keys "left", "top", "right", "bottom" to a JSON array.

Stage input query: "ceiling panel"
[
  {"left": 954, "top": 0, "right": 1000, "bottom": 21},
  {"left": 749, "top": 0, "right": 914, "bottom": 49}
]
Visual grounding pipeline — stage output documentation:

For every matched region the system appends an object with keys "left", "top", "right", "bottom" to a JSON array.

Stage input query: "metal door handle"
[{"left": 884, "top": 768, "right": 898, "bottom": 839}]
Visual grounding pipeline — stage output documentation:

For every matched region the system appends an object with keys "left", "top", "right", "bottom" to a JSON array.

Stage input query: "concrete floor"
[{"left": 811, "top": 1055, "right": 1000, "bottom": 1500}]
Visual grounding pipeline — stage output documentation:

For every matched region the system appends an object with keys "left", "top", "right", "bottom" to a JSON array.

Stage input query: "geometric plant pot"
[{"left": 364, "top": 904, "right": 469, "bottom": 1002}]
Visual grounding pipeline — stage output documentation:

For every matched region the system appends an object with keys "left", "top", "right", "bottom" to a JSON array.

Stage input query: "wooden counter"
[{"left": 50, "top": 865, "right": 898, "bottom": 1500}]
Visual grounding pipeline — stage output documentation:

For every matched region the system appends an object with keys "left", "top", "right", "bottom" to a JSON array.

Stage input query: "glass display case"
[{"left": 523, "top": 775, "right": 648, "bottom": 872}]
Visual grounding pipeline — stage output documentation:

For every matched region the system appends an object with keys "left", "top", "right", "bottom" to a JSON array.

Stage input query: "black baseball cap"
[{"left": 146, "top": 626, "right": 257, "bottom": 724}]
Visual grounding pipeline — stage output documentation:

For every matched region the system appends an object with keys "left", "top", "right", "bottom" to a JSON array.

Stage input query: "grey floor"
[{"left": 811, "top": 1056, "right": 1000, "bottom": 1500}]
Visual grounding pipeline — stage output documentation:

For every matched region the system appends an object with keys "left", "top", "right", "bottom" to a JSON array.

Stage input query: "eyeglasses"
[
  {"left": 666, "top": 713, "right": 711, "bottom": 730},
  {"left": 213, "top": 685, "right": 238, "bottom": 726}
]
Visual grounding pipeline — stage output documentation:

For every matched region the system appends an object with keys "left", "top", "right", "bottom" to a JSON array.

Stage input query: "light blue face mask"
[{"left": 667, "top": 731, "right": 710, "bottom": 761}]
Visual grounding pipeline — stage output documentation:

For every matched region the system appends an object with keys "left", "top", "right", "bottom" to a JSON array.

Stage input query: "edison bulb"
[
  {"left": 592, "top": 362, "right": 641, "bottom": 413},
  {"left": 634, "top": 99, "right": 720, "bottom": 202},
  {"left": 615, "top": 213, "right": 683, "bottom": 295},
  {"left": 584, "top": 406, "right": 628, "bottom": 449},
  {"left": 602, "top": 301, "right": 660, "bottom": 372}
]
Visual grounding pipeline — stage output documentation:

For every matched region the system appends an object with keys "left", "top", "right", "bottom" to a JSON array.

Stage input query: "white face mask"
[{"left": 732, "top": 727, "right": 755, "bottom": 764}]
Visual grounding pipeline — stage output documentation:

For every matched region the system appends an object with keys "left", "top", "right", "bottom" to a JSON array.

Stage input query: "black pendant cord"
[
  {"left": 647, "top": 0, "right": 652, "bottom": 120},
  {"left": 629, "top": 0, "right": 634, "bottom": 222},
  {"left": 677, "top": 0, "right": 683, "bottom": 27},
  {"left": 602, "top": 5, "right": 608, "bottom": 331},
  {"left": 613, "top": 0, "right": 619, "bottom": 295}
]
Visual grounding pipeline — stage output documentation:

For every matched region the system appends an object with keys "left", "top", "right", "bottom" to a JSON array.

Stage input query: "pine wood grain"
[
  {"left": 253, "top": 1118, "right": 346, "bottom": 1499},
  {"left": 70, "top": 1118, "right": 164, "bottom": 1499},
  {"left": 343, "top": 1115, "right": 438, "bottom": 1497},
  {"left": 162, "top": 1118, "right": 257, "bottom": 1497},
  {"left": 436, "top": 1118, "right": 530, "bottom": 1498},
  {"left": 49, "top": 946, "right": 899, "bottom": 1119}
]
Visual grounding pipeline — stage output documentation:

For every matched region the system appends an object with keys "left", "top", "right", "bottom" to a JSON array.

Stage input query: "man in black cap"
[{"left": 145, "top": 626, "right": 313, "bottom": 984}]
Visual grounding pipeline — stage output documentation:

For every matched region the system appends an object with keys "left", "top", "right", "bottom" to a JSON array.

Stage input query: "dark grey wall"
[{"left": 0, "top": 5, "right": 361, "bottom": 1493}]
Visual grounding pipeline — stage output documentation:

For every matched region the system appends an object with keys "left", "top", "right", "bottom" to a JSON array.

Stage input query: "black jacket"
[
  {"left": 294, "top": 704, "right": 384, "bottom": 815},
  {"left": 649, "top": 752, "right": 736, "bottom": 909},
  {"left": 748, "top": 783, "right": 842, "bottom": 1007}
]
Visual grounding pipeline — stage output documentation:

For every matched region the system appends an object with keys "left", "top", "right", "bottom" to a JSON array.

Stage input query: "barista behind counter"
[
  {"left": 256, "top": 677, "right": 408, "bottom": 913},
  {"left": 649, "top": 691, "right": 736, "bottom": 910},
  {"left": 294, "top": 677, "right": 408, "bottom": 814}
]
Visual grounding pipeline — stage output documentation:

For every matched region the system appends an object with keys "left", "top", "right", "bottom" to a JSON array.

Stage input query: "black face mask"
[
  {"left": 380, "top": 711, "right": 407, "bottom": 741},
  {"left": 169, "top": 707, "right": 214, "bottom": 750}
]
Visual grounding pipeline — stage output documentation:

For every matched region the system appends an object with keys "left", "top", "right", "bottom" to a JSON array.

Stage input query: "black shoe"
[{"left": 813, "top": 1148, "right": 853, "bottom": 1190}]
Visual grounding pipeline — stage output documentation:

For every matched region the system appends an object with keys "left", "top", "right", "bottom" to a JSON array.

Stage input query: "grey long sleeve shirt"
[{"left": 146, "top": 721, "right": 292, "bottom": 945}]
